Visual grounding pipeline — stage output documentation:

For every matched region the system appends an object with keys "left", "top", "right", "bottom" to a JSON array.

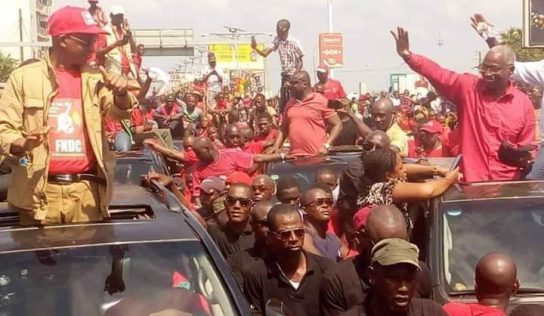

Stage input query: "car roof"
[
  {"left": 0, "top": 184, "right": 199, "bottom": 254},
  {"left": 441, "top": 180, "right": 544, "bottom": 203}
]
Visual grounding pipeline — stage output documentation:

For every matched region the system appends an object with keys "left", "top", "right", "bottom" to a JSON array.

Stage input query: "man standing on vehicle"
[
  {"left": 315, "top": 64, "right": 347, "bottom": 101},
  {"left": 0, "top": 6, "right": 137, "bottom": 225},
  {"left": 251, "top": 19, "right": 304, "bottom": 112},
  {"left": 268, "top": 70, "right": 343, "bottom": 157},
  {"left": 391, "top": 27, "right": 536, "bottom": 182},
  {"left": 243, "top": 204, "right": 333, "bottom": 315},
  {"left": 443, "top": 252, "right": 518, "bottom": 316},
  {"left": 202, "top": 52, "right": 224, "bottom": 111}
]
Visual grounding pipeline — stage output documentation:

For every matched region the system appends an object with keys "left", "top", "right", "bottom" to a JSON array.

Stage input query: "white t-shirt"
[{"left": 203, "top": 65, "right": 224, "bottom": 92}]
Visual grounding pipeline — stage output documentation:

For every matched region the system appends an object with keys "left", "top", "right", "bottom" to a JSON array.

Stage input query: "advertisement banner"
[
  {"left": 208, "top": 43, "right": 265, "bottom": 70},
  {"left": 319, "top": 33, "right": 344, "bottom": 68}
]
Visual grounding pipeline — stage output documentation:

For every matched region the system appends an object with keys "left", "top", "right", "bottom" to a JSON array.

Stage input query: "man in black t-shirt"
[{"left": 340, "top": 238, "right": 445, "bottom": 316}]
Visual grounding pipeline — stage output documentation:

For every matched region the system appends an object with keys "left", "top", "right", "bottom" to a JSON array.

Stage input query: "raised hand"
[
  {"left": 470, "top": 14, "right": 493, "bottom": 38},
  {"left": 390, "top": 27, "right": 411, "bottom": 59},
  {"left": 98, "top": 66, "right": 128, "bottom": 96}
]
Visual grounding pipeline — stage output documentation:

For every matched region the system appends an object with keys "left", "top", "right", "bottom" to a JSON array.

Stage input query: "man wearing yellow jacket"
[{"left": 0, "top": 6, "right": 137, "bottom": 225}]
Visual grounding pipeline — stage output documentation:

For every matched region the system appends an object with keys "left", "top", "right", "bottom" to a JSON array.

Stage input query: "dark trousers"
[{"left": 279, "top": 74, "right": 292, "bottom": 113}]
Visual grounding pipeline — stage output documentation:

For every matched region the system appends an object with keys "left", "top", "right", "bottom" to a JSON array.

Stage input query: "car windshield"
[
  {"left": 114, "top": 148, "right": 170, "bottom": 185},
  {"left": 441, "top": 199, "right": 544, "bottom": 293},
  {"left": 0, "top": 241, "right": 237, "bottom": 316}
]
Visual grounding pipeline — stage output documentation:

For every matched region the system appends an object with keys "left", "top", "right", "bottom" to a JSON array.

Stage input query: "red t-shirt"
[
  {"left": 131, "top": 107, "right": 154, "bottom": 127},
  {"left": 443, "top": 302, "right": 505, "bottom": 316},
  {"left": 407, "top": 139, "right": 447, "bottom": 158},
  {"left": 323, "top": 79, "right": 347, "bottom": 100},
  {"left": 283, "top": 93, "right": 336, "bottom": 156},
  {"left": 48, "top": 68, "right": 96, "bottom": 174},
  {"left": 103, "top": 116, "right": 124, "bottom": 133},
  {"left": 192, "top": 149, "right": 254, "bottom": 197},
  {"left": 254, "top": 128, "right": 279, "bottom": 144},
  {"left": 243, "top": 140, "right": 264, "bottom": 154}
]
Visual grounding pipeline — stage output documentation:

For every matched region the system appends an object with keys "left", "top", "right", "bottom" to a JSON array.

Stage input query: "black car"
[
  {"left": 429, "top": 180, "right": 544, "bottom": 311},
  {"left": 0, "top": 149, "right": 251, "bottom": 316}
]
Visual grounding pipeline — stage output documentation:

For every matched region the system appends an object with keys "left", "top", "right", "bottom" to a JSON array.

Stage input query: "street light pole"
[{"left": 327, "top": 0, "right": 335, "bottom": 78}]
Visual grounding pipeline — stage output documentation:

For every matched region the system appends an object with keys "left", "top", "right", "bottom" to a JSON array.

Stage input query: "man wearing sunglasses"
[
  {"left": 0, "top": 6, "right": 137, "bottom": 226},
  {"left": 251, "top": 175, "right": 276, "bottom": 202},
  {"left": 301, "top": 186, "right": 348, "bottom": 261},
  {"left": 207, "top": 183, "right": 255, "bottom": 258},
  {"left": 319, "top": 205, "right": 432, "bottom": 316},
  {"left": 243, "top": 204, "right": 332, "bottom": 315}
]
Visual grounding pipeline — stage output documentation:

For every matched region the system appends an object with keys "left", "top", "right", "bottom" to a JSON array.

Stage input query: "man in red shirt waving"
[
  {"left": 269, "top": 71, "right": 343, "bottom": 156},
  {"left": 391, "top": 27, "right": 536, "bottom": 182},
  {"left": 0, "top": 6, "right": 137, "bottom": 225}
]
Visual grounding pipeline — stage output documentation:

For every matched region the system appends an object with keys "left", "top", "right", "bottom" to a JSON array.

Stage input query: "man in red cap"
[
  {"left": 408, "top": 120, "right": 449, "bottom": 158},
  {"left": 315, "top": 63, "right": 347, "bottom": 101},
  {"left": 0, "top": 6, "right": 137, "bottom": 225}
]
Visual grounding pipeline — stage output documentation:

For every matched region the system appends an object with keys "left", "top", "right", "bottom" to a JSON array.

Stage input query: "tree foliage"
[
  {"left": 500, "top": 27, "right": 544, "bottom": 62},
  {"left": 0, "top": 51, "right": 18, "bottom": 83}
]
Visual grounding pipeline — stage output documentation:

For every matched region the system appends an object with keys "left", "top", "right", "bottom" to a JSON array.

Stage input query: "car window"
[
  {"left": 0, "top": 241, "right": 237, "bottom": 316},
  {"left": 114, "top": 148, "right": 170, "bottom": 185},
  {"left": 441, "top": 200, "right": 544, "bottom": 293}
]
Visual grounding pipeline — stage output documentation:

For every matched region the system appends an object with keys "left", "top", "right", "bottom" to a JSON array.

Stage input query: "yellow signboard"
[{"left": 208, "top": 43, "right": 265, "bottom": 70}]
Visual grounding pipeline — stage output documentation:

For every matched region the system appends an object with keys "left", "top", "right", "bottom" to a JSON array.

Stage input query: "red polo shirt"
[
  {"left": 443, "top": 302, "right": 505, "bottom": 316},
  {"left": 406, "top": 54, "right": 536, "bottom": 182},
  {"left": 283, "top": 93, "right": 336, "bottom": 156},
  {"left": 322, "top": 79, "right": 347, "bottom": 100}
]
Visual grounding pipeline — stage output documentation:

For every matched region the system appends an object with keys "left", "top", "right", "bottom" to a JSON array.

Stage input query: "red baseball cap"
[
  {"left": 419, "top": 120, "right": 443, "bottom": 135},
  {"left": 317, "top": 63, "right": 329, "bottom": 73},
  {"left": 226, "top": 171, "right": 252, "bottom": 186},
  {"left": 48, "top": 6, "right": 109, "bottom": 36},
  {"left": 352, "top": 206, "right": 373, "bottom": 231}
]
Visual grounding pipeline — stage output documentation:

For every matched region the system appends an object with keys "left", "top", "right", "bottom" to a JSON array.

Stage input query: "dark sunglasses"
[
  {"left": 272, "top": 228, "right": 305, "bottom": 241},
  {"left": 226, "top": 196, "right": 252, "bottom": 207},
  {"left": 308, "top": 198, "right": 333, "bottom": 207}
]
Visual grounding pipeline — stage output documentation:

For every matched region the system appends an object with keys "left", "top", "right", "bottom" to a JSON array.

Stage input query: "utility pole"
[
  {"left": 19, "top": 9, "right": 24, "bottom": 61},
  {"left": 327, "top": 0, "right": 334, "bottom": 78}
]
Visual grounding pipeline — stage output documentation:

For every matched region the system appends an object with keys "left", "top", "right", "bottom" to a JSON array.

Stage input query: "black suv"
[{"left": 0, "top": 149, "right": 250, "bottom": 316}]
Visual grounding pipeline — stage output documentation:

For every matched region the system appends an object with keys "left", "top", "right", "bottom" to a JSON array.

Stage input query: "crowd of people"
[{"left": 2, "top": 1, "right": 544, "bottom": 315}]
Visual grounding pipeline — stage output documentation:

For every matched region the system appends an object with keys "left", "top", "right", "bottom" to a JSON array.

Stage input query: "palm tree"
[
  {"left": 0, "top": 51, "right": 18, "bottom": 83},
  {"left": 500, "top": 27, "right": 544, "bottom": 62}
]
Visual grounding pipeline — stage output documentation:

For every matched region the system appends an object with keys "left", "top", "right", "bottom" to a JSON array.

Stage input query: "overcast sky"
[{"left": 54, "top": 0, "right": 522, "bottom": 93}]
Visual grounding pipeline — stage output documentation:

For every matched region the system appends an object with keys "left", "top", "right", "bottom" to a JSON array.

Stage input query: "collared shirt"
[
  {"left": 387, "top": 122, "right": 409, "bottom": 156},
  {"left": 203, "top": 64, "right": 224, "bottom": 92},
  {"left": 272, "top": 35, "right": 304, "bottom": 76},
  {"left": 207, "top": 222, "right": 255, "bottom": 258},
  {"left": 323, "top": 79, "right": 347, "bottom": 100},
  {"left": 226, "top": 245, "right": 267, "bottom": 287},
  {"left": 406, "top": 54, "right": 536, "bottom": 182},
  {"left": 512, "top": 60, "right": 544, "bottom": 138},
  {"left": 243, "top": 252, "right": 332, "bottom": 316},
  {"left": 283, "top": 93, "right": 336, "bottom": 156}
]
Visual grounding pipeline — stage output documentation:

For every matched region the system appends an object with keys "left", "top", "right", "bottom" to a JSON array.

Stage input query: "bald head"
[
  {"left": 373, "top": 98, "right": 394, "bottom": 112},
  {"left": 224, "top": 124, "right": 242, "bottom": 148},
  {"left": 475, "top": 252, "right": 518, "bottom": 300},
  {"left": 252, "top": 175, "right": 276, "bottom": 201},
  {"left": 371, "top": 98, "right": 395, "bottom": 131},
  {"left": 365, "top": 205, "right": 407, "bottom": 242},
  {"left": 193, "top": 137, "right": 216, "bottom": 163},
  {"left": 252, "top": 174, "right": 275, "bottom": 189},
  {"left": 486, "top": 45, "right": 516, "bottom": 66},
  {"left": 252, "top": 200, "right": 275, "bottom": 222},
  {"left": 367, "top": 130, "right": 391, "bottom": 149}
]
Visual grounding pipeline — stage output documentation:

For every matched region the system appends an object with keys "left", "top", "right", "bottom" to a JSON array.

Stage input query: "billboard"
[
  {"left": 208, "top": 43, "right": 265, "bottom": 70},
  {"left": 524, "top": 0, "right": 544, "bottom": 47},
  {"left": 319, "top": 33, "right": 344, "bottom": 68}
]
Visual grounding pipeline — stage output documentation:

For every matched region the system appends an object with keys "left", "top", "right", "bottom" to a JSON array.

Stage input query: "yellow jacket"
[{"left": 0, "top": 54, "right": 137, "bottom": 220}]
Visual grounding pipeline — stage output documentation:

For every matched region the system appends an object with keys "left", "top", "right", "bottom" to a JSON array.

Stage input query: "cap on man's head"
[
  {"left": 371, "top": 238, "right": 421, "bottom": 271},
  {"left": 201, "top": 177, "right": 226, "bottom": 194},
  {"left": 226, "top": 171, "right": 252, "bottom": 186},
  {"left": 419, "top": 120, "right": 443, "bottom": 135},
  {"left": 352, "top": 206, "right": 372, "bottom": 231},
  {"left": 316, "top": 63, "right": 329, "bottom": 73},
  {"left": 48, "top": 6, "right": 108, "bottom": 36},
  {"left": 109, "top": 5, "right": 125, "bottom": 15}
]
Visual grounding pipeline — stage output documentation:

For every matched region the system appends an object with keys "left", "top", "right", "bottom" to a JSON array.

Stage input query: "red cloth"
[
  {"left": 132, "top": 53, "right": 142, "bottom": 72},
  {"left": 407, "top": 139, "right": 447, "bottom": 158},
  {"left": 48, "top": 68, "right": 96, "bottom": 174},
  {"left": 322, "top": 79, "right": 347, "bottom": 100},
  {"left": 443, "top": 302, "right": 505, "bottom": 316},
  {"left": 131, "top": 107, "right": 154, "bottom": 127},
  {"left": 192, "top": 149, "right": 254, "bottom": 197},
  {"left": 226, "top": 171, "right": 252, "bottom": 185},
  {"left": 443, "top": 128, "right": 461, "bottom": 157},
  {"left": 253, "top": 128, "right": 279, "bottom": 146},
  {"left": 184, "top": 149, "right": 199, "bottom": 168},
  {"left": 406, "top": 54, "right": 536, "bottom": 182},
  {"left": 104, "top": 116, "right": 124, "bottom": 133},
  {"left": 283, "top": 93, "right": 336, "bottom": 156},
  {"left": 88, "top": 33, "right": 107, "bottom": 65},
  {"left": 243, "top": 140, "right": 264, "bottom": 154}
]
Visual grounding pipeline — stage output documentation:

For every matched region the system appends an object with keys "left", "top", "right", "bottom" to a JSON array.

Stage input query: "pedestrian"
[
  {"left": 251, "top": 19, "right": 304, "bottom": 112},
  {"left": 181, "top": 91, "right": 204, "bottom": 134},
  {"left": 268, "top": 71, "right": 343, "bottom": 157},
  {"left": 227, "top": 200, "right": 274, "bottom": 287},
  {"left": 251, "top": 174, "right": 276, "bottom": 202},
  {"left": 391, "top": 27, "right": 536, "bottom": 182},
  {"left": 252, "top": 113, "right": 279, "bottom": 150},
  {"left": 248, "top": 93, "right": 279, "bottom": 128},
  {"left": 443, "top": 252, "right": 518, "bottom": 316},
  {"left": 202, "top": 52, "right": 224, "bottom": 111},
  {"left": 152, "top": 94, "right": 184, "bottom": 138},
  {"left": 370, "top": 98, "right": 409, "bottom": 156},
  {"left": 243, "top": 204, "right": 332, "bottom": 315},
  {"left": 207, "top": 183, "right": 255, "bottom": 258},
  {"left": 301, "top": 187, "right": 347, "bottom": 261},
  {"left": 320, "top": 205, "right": 433, "bottom": 316},
  {"left": 0, "top": 6, "right": 136, "bottom": 225},
  {"left": 276, "top": 175, "right": 302, "bottom": 206},
  {"left": 408, "top": 120, "right": 448, "bottom": 158},
  {"left": 87, "top": 0, "right": 107, "bottom": 27},
  {"left": 194, "top": 176, "right": 226, "bottom": 225},
  {"left": 315, "top": 64, "right": 348, "bottom": 101},
  {"left": 315, "top": 167, "right": 340, "bottom": 203},
  {"left": 223, "top": 124, "right": 243, "bottom": 149},
  {"left": 341, "top": 238, "right": 446, "bottom": 315}
]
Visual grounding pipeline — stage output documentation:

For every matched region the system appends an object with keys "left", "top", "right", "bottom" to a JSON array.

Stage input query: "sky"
[{"left": 52, "top": 0, "right": 523, "bottom": 94}]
